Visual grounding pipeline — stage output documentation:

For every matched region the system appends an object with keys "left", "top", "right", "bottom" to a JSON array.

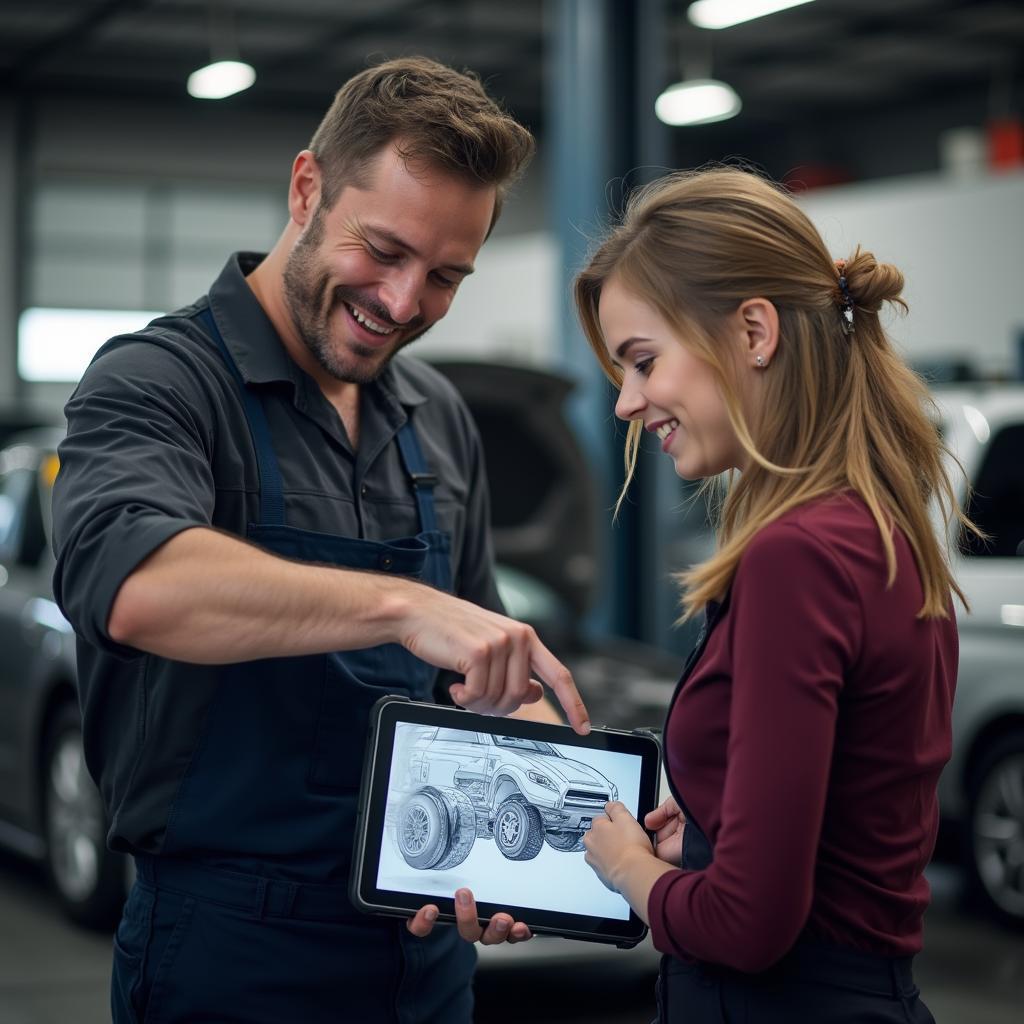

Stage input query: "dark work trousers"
[
  {"left": 654, "top": 936, "right": 936, "bottom": 1023},
  {"left": 109, "top": 304, "right": 473, "bottom": 1023},
  {"left": 113, "top": 857, "right": 474, "bottom": 1024},
  {"left": 654, "top": 602, "right": 937, "bottom": 1023}
]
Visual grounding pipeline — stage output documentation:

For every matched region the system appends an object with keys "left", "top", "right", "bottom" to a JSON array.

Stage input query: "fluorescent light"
[
  {"left": 1001, "top": 605, "right": 1024, "bottom": 628},
  {"left": 655, "top": 79, "right": 741, "bottom": 126},
  {"left": 688, "top": 0, "right": 816, "bottom": 30},
  {"left": 187, "top": 60, "right": 255, "bottom": 100},
  {"left": 18, "top": 307, "right": 165, "bottom": 382}
]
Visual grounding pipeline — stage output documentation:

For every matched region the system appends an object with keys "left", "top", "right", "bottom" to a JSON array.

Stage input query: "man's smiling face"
[{"left": 282, "top": 142, "right": 496, "bottom": 384}]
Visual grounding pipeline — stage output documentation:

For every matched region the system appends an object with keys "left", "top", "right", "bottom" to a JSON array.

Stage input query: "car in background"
[
  {"left": 0, "top": 428, "right": 127, "bottom": 928},
  {"left": 933, "top": 386, "right": 1024, "bottom": 927}
]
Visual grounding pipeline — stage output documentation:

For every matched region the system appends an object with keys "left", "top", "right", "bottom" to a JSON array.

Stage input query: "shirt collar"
[{"left": 207, "top": 252, "right": 428, "bottom": 408}]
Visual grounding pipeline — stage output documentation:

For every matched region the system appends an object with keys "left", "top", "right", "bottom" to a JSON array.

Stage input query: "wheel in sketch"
[
  {"left": 493, "top": 795, "right": 544, "bottom": 861},
  {"left": 431, "top": 786, "right": 477, "bottom": 870},
  {"left": 397, "top": 785, "right": 476, "bottom": 870}
]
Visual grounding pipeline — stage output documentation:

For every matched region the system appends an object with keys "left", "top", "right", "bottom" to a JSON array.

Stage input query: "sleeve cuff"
[{"left": 56, "top": 513, "right": 207, "bottom": 659}]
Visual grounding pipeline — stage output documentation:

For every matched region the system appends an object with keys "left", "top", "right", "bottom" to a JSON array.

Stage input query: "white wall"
[
  {"left": 415, "top": 233, "right": 559, "bottom": 366},
  {"left": 798, "top": 171, "right": 1024, "bottom": 377}
]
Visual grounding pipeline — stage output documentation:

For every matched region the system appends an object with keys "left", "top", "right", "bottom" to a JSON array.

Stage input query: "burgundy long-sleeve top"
[{"left": 647, "top": 492, "right": 958, "bottom": 974}]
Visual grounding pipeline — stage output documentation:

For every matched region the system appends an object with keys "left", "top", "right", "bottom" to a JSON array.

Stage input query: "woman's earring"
[{"left": 755, "top": 355, "right": 766, "bottom": 368}]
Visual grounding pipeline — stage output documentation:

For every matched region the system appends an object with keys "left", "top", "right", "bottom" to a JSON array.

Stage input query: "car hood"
[
  {"left": 431, "top": 361, "right": 598, "bottom": 617},
  {"left": 517, "top": 752, "right": 609, "bottom": 787}
]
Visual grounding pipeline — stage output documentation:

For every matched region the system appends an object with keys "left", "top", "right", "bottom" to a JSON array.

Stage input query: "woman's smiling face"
[{"left": 598, "top": 276, "right": 745, "bottom": 481}]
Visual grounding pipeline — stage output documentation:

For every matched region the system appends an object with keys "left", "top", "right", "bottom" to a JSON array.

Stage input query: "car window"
[
  {"left": 493, "top": 737, "right": 562, "bottom": 756},
  {"left": 435, "top": 728, "right": 483, "bottom": 744},
  {"left": 960, "top": 423, "right": 1024, "bottom": 558},
  {"left": 0, "top": 466, "right": 47, "bottom": 568}
]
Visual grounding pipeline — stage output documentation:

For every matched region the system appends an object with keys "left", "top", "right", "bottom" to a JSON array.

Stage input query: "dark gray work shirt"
[{"left": 52, "top": 252, "right": 501, "bottom": 852}]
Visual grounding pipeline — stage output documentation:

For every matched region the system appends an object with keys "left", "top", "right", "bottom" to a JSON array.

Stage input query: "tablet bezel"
[{"left": 350, "top": 696, "right": 662, "bottom": 948}]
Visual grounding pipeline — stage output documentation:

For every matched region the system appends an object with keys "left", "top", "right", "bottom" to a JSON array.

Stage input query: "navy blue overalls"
[
  {"left": 654, "top": 600, "right": 935, "bottom": 1024},
  {"left": 111, "top": 306, "right": 475, "bottom": 1024}
]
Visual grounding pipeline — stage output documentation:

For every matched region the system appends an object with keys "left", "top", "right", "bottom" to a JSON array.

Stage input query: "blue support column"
[
  {"left": 547, "top": 0, "right": 674, "bottom": 642},
  {"left": 547, "top": 0, "right": 621, "bottom": 637}
]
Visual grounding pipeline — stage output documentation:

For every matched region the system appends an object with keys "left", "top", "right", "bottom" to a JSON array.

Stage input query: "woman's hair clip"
[{"left": 835, "top": 259, "right": 855, "bottom": 335}]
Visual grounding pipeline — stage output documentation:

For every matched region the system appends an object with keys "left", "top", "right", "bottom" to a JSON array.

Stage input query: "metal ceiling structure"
[{"left": 1, "top": 0, "right": 1022, "bottom": 180}]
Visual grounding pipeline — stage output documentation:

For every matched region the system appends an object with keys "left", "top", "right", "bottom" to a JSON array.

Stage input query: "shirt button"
[
  {"left": 381, "top": 555, "right": 393, "bottom": 570},
  {"left": 360, "top": 484, "right": 368, "bottom": 497}
]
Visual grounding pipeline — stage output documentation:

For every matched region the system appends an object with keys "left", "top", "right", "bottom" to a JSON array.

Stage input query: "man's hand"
[
  {"left": 406, "top": 888, "right": 533, "bottom": 944},
  {"left": 644, "top": 795, "right": 686, "bottom": 866},
  {"left": 399, "top": 591, "right": 590, "bottom": 735}
]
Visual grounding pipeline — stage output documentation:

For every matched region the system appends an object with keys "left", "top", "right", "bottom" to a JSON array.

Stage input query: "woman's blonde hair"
[{"left": 574, "top": 167, "right": 973, "bottom": 620}]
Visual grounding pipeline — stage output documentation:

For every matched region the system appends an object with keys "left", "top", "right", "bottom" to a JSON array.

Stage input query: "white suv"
[{"left": 934, "top": 386, "right": 1024, "bottom": 926}]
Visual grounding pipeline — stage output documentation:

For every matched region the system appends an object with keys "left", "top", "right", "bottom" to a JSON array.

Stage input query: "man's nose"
[{"left": 380, "top": 272, "right": 423, "bottom": 325}]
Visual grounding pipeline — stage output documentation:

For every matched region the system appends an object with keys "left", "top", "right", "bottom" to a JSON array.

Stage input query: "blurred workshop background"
[{"left": 0, "top": 2, "right": 1022, "bottom": 1022}]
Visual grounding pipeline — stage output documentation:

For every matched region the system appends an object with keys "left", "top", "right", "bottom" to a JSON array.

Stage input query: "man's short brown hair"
[{"left": 309, "top": 56, "right": 535, "bottom": 232}]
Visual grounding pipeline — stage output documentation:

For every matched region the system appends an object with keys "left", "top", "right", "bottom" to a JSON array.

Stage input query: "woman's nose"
[{"left": 614, "top": 382, "right": 645, "bottom": 422}]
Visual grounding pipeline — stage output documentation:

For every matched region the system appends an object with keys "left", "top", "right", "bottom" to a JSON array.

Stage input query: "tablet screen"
[
  {"left": 352, "top": 699, "right": 661, "bottom": 945},
  {"left": 375, "top": 722, "right": 643, "bottom": 921}
]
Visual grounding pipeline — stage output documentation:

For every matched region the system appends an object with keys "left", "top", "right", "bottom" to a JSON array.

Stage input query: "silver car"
[
  {"left": 0, "top": 429, "right": 127, "bottom": 928},
  {"left": 933, "top": 386, "right": 1024, "bottom": 927}
]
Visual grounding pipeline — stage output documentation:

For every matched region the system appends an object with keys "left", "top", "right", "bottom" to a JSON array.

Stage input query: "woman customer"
[{"left": 577, "top": 166, "right": 970, "bottom": 1023}]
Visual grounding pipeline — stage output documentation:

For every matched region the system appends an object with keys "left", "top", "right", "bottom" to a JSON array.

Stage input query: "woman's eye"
[{"left": 635, "top": 357, "right": 654, "bottom": 377}]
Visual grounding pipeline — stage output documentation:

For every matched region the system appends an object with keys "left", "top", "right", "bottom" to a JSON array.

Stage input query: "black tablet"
[{"left": 350, "top": 697, "right": 662, "bottom": 947}]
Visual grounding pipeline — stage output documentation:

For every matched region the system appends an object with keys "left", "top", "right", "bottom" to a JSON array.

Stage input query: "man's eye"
[
  {"left": 432, "top": 272, "right": 457, "bottom": 288},
  {"left": 368, "top": 244, "right": 398, "bottom": 263}
]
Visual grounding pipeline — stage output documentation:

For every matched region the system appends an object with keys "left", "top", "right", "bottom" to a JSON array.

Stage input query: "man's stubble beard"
[{"left": 281, "top": 208, "right": 431, "bottom": 385}]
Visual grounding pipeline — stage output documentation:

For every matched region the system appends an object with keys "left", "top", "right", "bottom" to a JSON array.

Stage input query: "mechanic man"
[{"left": 52, "top": 56, "right": 589, "bottom": 1024}]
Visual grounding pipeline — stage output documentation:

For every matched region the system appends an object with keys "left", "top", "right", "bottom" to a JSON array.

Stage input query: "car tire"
[
  {"left": 398, "top": 787, "right": 451, "bottom": 869},
  {"left": 493, "top": 795, "right": 544, "bottom": 861},
  {"left": 966, "top": 731, "right": 1024, "bottom": 928},
  {"left": 42, "top": 702, "right": 127, "bottom": 930},
  {"left": 544, "top": 830, "right": 586, "bottom": 853},
  {"left": 432, "top": 787, "right": 477, "bottom": 870}
]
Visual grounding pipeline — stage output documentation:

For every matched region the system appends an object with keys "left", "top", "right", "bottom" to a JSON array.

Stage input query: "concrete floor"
[{"left": 0, "top": 852, "right": 1020, "bottom": 1024}]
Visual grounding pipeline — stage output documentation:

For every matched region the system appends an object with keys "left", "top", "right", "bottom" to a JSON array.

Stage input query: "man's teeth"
[
  {"left": 347, "top": 303, "right": 394, "bottom": 335},
  {"left": 656, "top": 420, "right": 679, "bottom": 441}
]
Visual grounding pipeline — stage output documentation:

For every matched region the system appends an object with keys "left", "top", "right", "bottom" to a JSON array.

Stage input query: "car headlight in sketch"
[{"left": 394, "top": 727, "right": 617, "bottom": 870}]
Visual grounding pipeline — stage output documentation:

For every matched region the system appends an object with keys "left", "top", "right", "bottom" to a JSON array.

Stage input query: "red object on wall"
[{"left": 987, "top": 118, "right": 1024, "bottom": 170}]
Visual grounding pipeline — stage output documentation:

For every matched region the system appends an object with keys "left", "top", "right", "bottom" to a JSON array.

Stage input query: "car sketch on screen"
[{"left": 391, "top": 727, "right": 619, "bottom": 871}]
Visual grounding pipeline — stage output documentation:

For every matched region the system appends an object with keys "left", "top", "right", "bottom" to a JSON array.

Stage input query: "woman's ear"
[
  {"left": 288, "top": 150, "right": 322, "bottom": 227},
  {"left": 738, "top": 298, "right": 779, "bottom": 370}
]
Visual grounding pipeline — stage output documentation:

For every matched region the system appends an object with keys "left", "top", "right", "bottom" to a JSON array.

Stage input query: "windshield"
[{"left": 493, "top": 736, "right": 562, "bottom": 756}]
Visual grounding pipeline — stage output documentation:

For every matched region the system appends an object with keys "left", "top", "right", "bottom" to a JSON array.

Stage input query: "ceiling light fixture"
[
  {"left": 188, "top": 1, "right": 254, "bottom": 100},
  {"left": 688, "top": 0, "right": 817, "bottom": 31},
  {"left": 187, "top": 60, "right": 255, "bottom": 100},
  {"left": 655, "top": 78, "right": 741, "bottom": 126}
]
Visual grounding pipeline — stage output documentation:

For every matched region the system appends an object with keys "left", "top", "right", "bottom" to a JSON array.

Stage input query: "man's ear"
[
  {"left": 738, "top": 298, "right": 779, "bottom": 369},
  {"left": 288, "top": 150, "right": 321, "bottom": 227}
]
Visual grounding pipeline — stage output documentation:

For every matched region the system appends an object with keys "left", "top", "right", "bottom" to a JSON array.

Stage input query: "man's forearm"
[
  {"left": 105, "top": 525, "right": 591, "bottom": 734},
  {"left": 107, "top": 526, "right": 415, "bottom": 663}
]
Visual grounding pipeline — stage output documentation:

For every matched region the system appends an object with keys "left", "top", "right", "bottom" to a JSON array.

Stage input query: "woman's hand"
[
  {"left": 644, "top": 795, "right": 686, "bottom": 866},
  {"left": 583, "top": 801, "right": 656, "bottom": 893},
  {"left": 406, "top": 888, "right": 533, "bottom": 945}
]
